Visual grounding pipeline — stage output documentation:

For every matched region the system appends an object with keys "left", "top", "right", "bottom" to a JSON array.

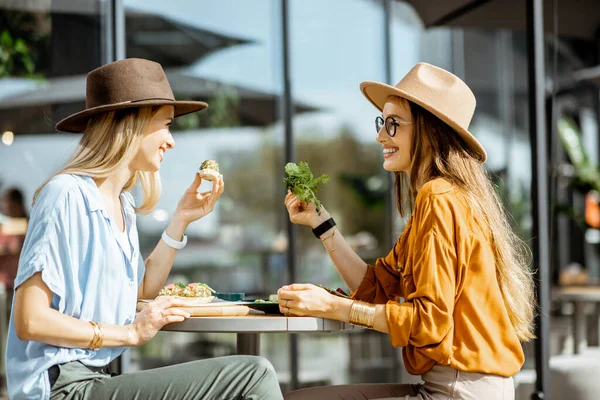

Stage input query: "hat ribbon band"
[{"left": 127, "top": 97, "right": 175, "bottom": 103}]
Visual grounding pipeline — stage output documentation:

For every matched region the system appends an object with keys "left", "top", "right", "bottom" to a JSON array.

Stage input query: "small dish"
[
  {"left": 215, "top": 292, "right": 245, "bottom": 302},
  {"left": 245, "top": 301, "right": 282, "bottom": 315}
]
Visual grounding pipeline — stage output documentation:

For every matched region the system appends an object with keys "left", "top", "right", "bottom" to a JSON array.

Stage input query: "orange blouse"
[{"left": 352, "top": 178, "right": 524, "bottom": 377}]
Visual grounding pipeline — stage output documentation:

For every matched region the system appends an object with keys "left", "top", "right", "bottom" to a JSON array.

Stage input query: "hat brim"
[
  {"left": 55, "top": 99, "right": 208, "bottom": 133},
  {"left": 359, "top": 81, "right": 487, "bottom": 163}
]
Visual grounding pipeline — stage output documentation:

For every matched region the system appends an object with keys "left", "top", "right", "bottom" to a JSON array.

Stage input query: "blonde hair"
[
  {"left": 34, "top": 107, "right": 162, "bottom": 213},
  {"left": 395, "top": 98, "right": 536, "bottom": 342}
]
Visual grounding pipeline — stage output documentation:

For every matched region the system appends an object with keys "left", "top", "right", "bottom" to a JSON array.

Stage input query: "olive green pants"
[{"left": 50, "top": 355, "right": 283, "bottom": 400}]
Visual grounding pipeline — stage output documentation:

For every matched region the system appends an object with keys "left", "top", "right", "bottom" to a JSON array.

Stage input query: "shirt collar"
[
  {"left": 77, "top": 176, "right": 135, "bottom": 223},
  {"left": 120, "top": 193, "right": 136, "bottom": 234},
  {"left": 77, "top": 175, "right": 137, "bottom": 259},
  {"left": 78, "top": 175, "right": 104, "bottom": 212}
]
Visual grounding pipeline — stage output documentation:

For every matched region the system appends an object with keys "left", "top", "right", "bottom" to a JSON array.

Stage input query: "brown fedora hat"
[
  {"left": 360, "top": 62, "right": 487, "bottom": 163},
  {"left": 56, "top": 58, "right": 208, "bottom": 133}
]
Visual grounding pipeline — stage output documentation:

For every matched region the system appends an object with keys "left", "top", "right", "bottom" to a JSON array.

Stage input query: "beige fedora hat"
[
  {"left": 360, "top": 62, "right": 487, "bottom": 163},
  {"left": 56, "top": 58, "right": 208, "bottom": 133}
]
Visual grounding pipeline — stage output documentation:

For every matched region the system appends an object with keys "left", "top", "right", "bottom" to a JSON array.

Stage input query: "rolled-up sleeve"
[
  {"left": 14, "top": 180, "right": 72, "bottom": 301},
  {"left": 385, "top": 193, "right": 457, "bottom": 348},
  {"left": 352, "top": 241, "right": 403, "bottom": 304}
]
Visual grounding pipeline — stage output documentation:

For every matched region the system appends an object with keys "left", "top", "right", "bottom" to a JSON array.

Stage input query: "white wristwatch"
[{"left": 161, "top": 230, "right": 188, "bottom": 250}]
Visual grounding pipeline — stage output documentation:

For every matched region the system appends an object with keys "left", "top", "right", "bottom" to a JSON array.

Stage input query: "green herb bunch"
[{"left": 284, "top": 161, "right": 329, "bottom": 214}]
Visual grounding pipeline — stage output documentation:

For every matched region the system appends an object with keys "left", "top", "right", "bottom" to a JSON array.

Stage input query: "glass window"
[
  {"left": 0, "top": 1, "right": 111, "bottom": 394},
  {"left": 417, "top": 28, "right": 535, "bottom": 369},
  {"left": 0, "top": 0, "right": 110, "bottom": 195},
  {"left": 122, "top": 0, "right": 290, "bottom": 375},
  {"left": 460, "top": 30, "right": 533, "bottom": 241},
  {"left": 288, "top": 0, "right": 402, "bottom": 387},
  {"left": 0, "top": 1, "right": 110, "bottom": 133},
  {"left": 0, "top": 0, "right": 563, "bottom": 393}
]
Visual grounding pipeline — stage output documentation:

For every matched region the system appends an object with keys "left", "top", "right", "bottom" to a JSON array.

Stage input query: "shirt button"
[{"left": 129, "top": 280, "right": 135, "bottom": 288}]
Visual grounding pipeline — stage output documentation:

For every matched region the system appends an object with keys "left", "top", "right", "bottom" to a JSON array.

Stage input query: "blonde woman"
[
  {"left": 7, "top": 58, "right": 283, "bottom": 400},
  {"left": 279, "top": 63, "right": 534, "bottom": 400}
]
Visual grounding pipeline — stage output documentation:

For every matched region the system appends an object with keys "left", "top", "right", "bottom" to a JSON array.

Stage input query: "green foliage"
[
  {"left": 493, "top": 176, "right": 531, "bottom": 240},
  {"left": 222, "top": 129, "right": 387, "bottom": 256},
  {"left": 206, "top": 86, "right": 240, "bottom": 128},
  {"left": 284, "top": 161, "right": 329, "bottom": 214},
  {"left": 557, "top": 116, "right": 600, "bottom": 194},
  {"left": 555, "top": 115, "right": 600, "bottom": 230},
  {"left": 554, "top": 203, "right": 587, "bottom": 230},
  {"left": 338, "top": 173, "right": 387, "bottom": 210},
  {"left": 173, "top": 87, "right": 241, "bottom": 130},
  {"left": 0, "top": 10, "right": 49, "bottom": 78}
]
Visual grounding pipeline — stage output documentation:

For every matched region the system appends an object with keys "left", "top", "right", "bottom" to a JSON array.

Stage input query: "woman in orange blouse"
[{"left": 279, "top": 63, "right": 535, "bottom": 400}]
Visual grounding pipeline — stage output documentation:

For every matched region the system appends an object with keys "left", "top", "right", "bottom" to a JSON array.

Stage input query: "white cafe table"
[
  {"left": 552, "top": 286, "right": 600, "bottom": 354},
  {"left": 161, "top": 315, "right": 355, "bottom": 355}
]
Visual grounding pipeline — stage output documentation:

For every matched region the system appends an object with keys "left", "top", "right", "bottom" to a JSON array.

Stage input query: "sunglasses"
[{"left": 375, "top": 116, "right": 411, "bottom": 137}]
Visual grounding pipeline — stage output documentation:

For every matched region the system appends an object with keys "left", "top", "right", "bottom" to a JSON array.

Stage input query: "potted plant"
[{"left": 557, "top": 116, "right": 600, "bottom": 229}]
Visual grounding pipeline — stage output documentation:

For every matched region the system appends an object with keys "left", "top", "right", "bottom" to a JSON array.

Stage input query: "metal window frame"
[
  {"left": 105, "top": 0, "right": 125, "bottom": 63},
  {"left": 114, "top": 0, "right": 125, "bottom": 60},
  {"left": 527, "top": 0, "right": 551, "bottom": 398},
  {"left": 106, "top": 0, "right": 127, "bottom": 375},
  {"left": 280, "top": 0, "right": 300, "bottom": 392}
]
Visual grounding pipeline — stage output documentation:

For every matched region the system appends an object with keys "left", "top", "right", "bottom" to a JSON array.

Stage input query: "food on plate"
[
  {"left": 158, "top": 282, "right": 216, "bottom": 304},
  {"left": 284, "top": 161, "right": 329, "bottom": 214},
  {"left": 198, "top": 160, "right": 220, "bottom": 181},
  {"left": 253, "top": 295, "right": 278, "bottom": 304},
  {"left": 316, "top": 284, "right": 350, "bottom": 298}
]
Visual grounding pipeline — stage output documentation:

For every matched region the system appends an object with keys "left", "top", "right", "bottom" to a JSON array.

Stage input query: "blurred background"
[{"left": 1, "top": 0, "right": 600, "bottom": 399}]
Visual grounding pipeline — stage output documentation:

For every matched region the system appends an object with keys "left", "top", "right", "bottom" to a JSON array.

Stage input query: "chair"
[{"left": 347, "top": 329, "right": 400, "bottom": 383}]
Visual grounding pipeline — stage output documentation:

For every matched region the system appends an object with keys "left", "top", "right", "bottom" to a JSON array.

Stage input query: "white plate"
[
  {"left": 138, "top": 297, "right": 272, "bottom": 307},
  {"left": 141, "top": 296, "right": 219, "bottom": 306}
]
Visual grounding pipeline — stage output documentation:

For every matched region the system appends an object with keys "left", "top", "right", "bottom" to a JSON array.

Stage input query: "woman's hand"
[
  {"left": 128, "top": 296, "right": 191, "bottom": 346},
  {"left": 284, "top": 191, "right": 330, "bottom": 228},
  {"left": 277, "top": 283, "right": 348, "bottom": 319},
  {"left": 173, "top": 173, "right": 224, "bottom": 225}
]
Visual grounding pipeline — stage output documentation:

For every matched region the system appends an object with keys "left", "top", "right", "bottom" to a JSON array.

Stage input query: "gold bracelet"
[
  {"left": 93, "top": 322, "right": 104, "bottom": 350},
  {"left": 320, "top": 226, "right": 337, "bottom": 252},
  {"left": 349, "top": 300, "right": 377, "bottom": 329},
  {"left": 95, "top": 322, "right": 104, "bottom": 350},
  {"left": 88, "top": 321, "right": 104, "bottom": 351},
  {"left": 350, "top": 301, "right": 368, "bottom": 327},
  {"left": 349, "top": 301, "right": 376, "bottom": 329},
  {"left": 88, "top": 322, "right": 100, "bottom": 350}
]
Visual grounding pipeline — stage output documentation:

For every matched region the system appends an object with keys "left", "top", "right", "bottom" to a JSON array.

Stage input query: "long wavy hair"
[
  {"left": 394, "top": 97, "right": 535, "bottom": 342},
  {"left": 34, "top": 106, "right": 162, "bottom": 213}
]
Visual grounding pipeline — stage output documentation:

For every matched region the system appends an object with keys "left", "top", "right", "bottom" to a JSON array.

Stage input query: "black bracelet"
[{"left": 312, "top": 218, "right": 336, "bottom": 238}]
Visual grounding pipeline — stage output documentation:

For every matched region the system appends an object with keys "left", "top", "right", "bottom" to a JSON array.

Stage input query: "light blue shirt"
[{"left": 6, "top": 174, "right": 145, "bottom": 400}]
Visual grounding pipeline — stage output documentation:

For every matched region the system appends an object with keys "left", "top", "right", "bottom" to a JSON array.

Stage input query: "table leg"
[
  {"left": 237, "top": 333, "right": 260, "bottom": 355},
  {"left": 574, "top": 301, "right": 587, "bottom": 354}
]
